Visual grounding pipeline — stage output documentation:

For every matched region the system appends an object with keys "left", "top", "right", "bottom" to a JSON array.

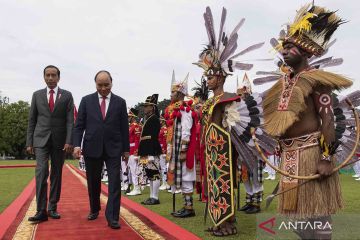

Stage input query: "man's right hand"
[
  {"left": 73, "top": 147, "right": 82, "bottom": 159},
  {"left": 26, "top": 146, "right": 34, "bottom": 155}
]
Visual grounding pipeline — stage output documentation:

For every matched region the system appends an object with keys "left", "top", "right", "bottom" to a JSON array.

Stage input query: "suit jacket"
[
  {"left": 72, "top": 92, "right": 130, "bottom": 158},
  {"left": 26, "top": 88, "right": 74, "bottom": 149},
  {"left": 138, "top": 114, "right": 162, "bottom": 156}
]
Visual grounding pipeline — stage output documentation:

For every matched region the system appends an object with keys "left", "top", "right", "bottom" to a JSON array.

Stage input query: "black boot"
[
  {"left": 239, "top": 203, "right": 252, "bottom": 211},
  {"left": 172, "top": 193, "right": 195, "bottom": 218},
  {"left": 172, "top": 208, "right": 196, "bottom": 218},
  {"left": 245, "top": 204, "right": 261, "bottom": 214}
]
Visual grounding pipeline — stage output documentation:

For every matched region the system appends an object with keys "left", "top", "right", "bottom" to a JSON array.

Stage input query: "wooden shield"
[{"left": 205, "top": 123, "right": 234, "bottom": 226}]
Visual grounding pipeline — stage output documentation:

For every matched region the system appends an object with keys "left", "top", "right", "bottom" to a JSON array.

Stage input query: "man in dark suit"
[
  {"left": 26, "top": 65, "right": 74, "bottom": 222},
  {"left": 73, "top": 70, "right": 129, "bottom": 229}
]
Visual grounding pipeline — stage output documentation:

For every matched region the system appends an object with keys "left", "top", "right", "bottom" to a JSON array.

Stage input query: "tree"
[{"left": 0, "top": 101, "right": 30, "bottom": 159}]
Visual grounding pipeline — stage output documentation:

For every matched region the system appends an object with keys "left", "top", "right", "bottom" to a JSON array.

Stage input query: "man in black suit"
[
  {"left": 138, "top": 94, "right": 163, "bottom": 205},
  {"left": 26, "top": 65, "right": 74, "bottom": 222},
  {"left": 73, "top": 70, "right": 129, "bottom": 229}
]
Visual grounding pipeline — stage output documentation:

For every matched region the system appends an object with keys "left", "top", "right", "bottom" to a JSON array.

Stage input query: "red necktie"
[
  {"left": 49, "top": 89, "right": 55, "bottom": 112},
  {"left": 100, "top": 96, "right": 106, "bottom": 119}
]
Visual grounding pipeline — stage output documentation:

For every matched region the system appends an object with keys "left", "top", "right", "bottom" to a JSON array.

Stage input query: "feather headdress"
[
  {"left": 254, "top": 35, "right": 343, "bottom": 86},
  {"left": 194, "top": 7, "right": 264, "bottom": 77},
  {"left": 281, "top": 4, "right": 345, "bottom": 56},
  {"left": 192, "top": 77, "right": 209, "bottom": 102}
]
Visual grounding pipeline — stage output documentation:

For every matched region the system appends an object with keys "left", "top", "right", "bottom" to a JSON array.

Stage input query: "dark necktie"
[
  {"left": 101, "top": 96, "right": 106, "bottom": 119},
  {"left": 49, "top": 89, "right": 55, "bottom": 112}
]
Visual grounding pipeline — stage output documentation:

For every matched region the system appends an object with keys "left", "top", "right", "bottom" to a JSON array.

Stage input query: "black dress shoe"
[
  {"left": 245, "top": 205, "right": 261, "bottom": 214},
  {"left": 87, "top": 212, "right": 99, "bottom": 220},
  {"left": 171, "top": 208, "right": 185, "bottom": 216},
  {"left": 28, "top": 211, "right": 48, "bottom": 222},
  {"left": 142, "top": 198, "right": 160, "bottom": 205},
  {"left": 239, "top": 203, "right": 252, "bottom": 211},
  {"left": 141, "top": 198, "right": 152, "bottom": 205},
  {"left": 48, "top": 210, "right": 61, "bottom": 219},
  {"left": 172, "top": 208, "right": 195, "bottom": 218},
  {"left": 108, "top": 221, "right": 121, "bottom": 229}
]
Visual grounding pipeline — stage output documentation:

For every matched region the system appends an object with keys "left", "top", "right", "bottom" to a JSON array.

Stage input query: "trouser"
[
  {"left": 353, "top": 160, "right": 360, "bottom": 175},
  {"left": 128, "top": 155, "right": 139, "bottom": 186},
  {"left": 159, "top": 154, "right": 167, "bottom": 183},
  {"left": 34, "top": 138, "right": 65, "bottom": 212},
  {"left": 171, "top": 181, "right": 194, "bottom": 209},
  {"left": 85, "top": 152, "right": 121, "bottom": 222},
  {"left": 101, "top": 163, "right": 108, "bottom": 181},
  {"left": 79, "top": 155, "right": 86, "bottom": 171},
  {"left": 267, "top": 155, "right": 277, "bottom": 176},
  {"left": 243, "top": 178, "right": 263, "bottom": 205},
  {"left": 121, "top": 159, "right": 129, "bottom": 185}
]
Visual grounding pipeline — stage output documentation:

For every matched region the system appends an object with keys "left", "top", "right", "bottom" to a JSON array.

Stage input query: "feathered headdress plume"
[
  {"left": 192, "top": 77, "right": 209, "bottom": 102},
  {"left": 280, "top": 4, "right": 345, "bottom": 56},
  {"left": 194, "top": 7, "right": 264, "bottom": 77}
]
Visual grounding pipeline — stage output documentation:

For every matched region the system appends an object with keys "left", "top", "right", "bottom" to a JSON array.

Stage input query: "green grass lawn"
[
  {"left": 125, "top": 173, "right": 360, "bottom": 240},
  {"left": 0, "top": 167, "right": 34, "bottom": 213},
  {"left": 0, "top": 160, "right": 35, "bottom": 165}
]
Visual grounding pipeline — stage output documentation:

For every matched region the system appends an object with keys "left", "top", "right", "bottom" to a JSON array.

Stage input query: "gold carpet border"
[
  {"left": 67, "top": 164, "right": 164, "bottom": 240},
  {"left": 11, "top": 197, "right": 37, "bottom": 240}
]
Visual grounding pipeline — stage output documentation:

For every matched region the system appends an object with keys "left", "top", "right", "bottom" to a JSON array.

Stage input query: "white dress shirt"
[
  {"left": 47, "top": 86, "right": 59, "bottom": 104},
  {"left": 98, "top": 92, "right": 111, "bottom": 116}
]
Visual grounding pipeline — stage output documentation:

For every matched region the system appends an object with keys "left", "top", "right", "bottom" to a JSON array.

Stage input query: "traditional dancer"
[
  {"left": 237, "top": 73, "right": 264, "bottom": 214},
  {"left": 126, "top": 108, "right": 142, "bottom": 196},
  {"left": 262, "top": 4, "right": 354, "bottom": 239},
  {"left": 164, "top": 71, "right": 197, "bottom": 218},
  {"left": 138, "top": 94, "right": 162, "bottom": 205},
  {"left": 194, "top": 6, "right": 274, "bottom": 236}
]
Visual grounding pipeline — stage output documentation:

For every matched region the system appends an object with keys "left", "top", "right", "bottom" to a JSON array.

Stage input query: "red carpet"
[
  {"left": 2, "top": 164, "right": 201, "bottom": 240},
  {"left": 71, "top": 165, "right": 202, "bottom": 240},
  {"left": 34, "top": 165, "right": 143, "bottom": 240}
]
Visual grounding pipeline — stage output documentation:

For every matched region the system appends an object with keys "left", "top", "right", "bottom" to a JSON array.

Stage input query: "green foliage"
[{"left": 0, "top": 101, "right": 30, "bottom": 158}]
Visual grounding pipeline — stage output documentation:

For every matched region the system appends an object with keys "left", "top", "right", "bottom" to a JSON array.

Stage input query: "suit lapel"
[
  {"left": 41, "top": 88, "right": 50, "bottom": 113},
  {"left": 93, "top": 92, "right": 103, "bottom": 121}
]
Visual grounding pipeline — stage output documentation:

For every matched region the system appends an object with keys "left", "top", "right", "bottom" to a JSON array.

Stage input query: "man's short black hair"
[
  {"left": 44, "top": 65, "right": 60, "bottom": 77},
  {"left": 94, "top": 70, "right": 113, "bottom": 82}
]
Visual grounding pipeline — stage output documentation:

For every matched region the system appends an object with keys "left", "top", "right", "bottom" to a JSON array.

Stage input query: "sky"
[{"left": 0, "top": 0, "right": 359, "bottom": 108}]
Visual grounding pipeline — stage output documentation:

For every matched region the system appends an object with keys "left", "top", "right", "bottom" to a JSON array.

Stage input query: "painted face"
[
  {"left": 44, "top": 67, "right": 60, "bottom": 89},
  {"left": 95, "top": 72, "right": 112, "bottom": 97},
  {"left": 281, "top": 42, "right": 304, "bottom": 68}
]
